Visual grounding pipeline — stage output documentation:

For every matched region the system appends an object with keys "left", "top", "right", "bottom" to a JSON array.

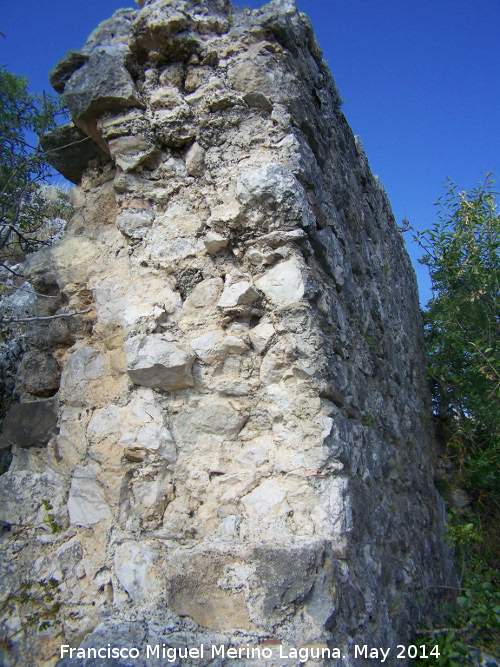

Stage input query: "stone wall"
[{"left": 0, "top": 1, "right": 455, "bottom": 665}]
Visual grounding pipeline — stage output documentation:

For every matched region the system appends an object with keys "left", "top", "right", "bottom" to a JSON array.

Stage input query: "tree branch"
[{"left": 1, "top": 308, "right": 91, "bottom": 323}]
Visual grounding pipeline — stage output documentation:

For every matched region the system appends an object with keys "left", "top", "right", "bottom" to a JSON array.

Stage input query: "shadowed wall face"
[{"left": 0, "top": 1, "right": 455, "bottom": 664}]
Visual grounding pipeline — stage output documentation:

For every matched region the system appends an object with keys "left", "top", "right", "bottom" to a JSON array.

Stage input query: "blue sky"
[{"left": 1, "top": 0, "right": 499, "bottom": 305}]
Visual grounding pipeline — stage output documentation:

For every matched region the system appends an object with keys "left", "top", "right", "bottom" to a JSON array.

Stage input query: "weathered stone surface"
[
  {"left": 0, "top": 469, "right": 67, "bottom": 527},
  {"left": 25, "top": 235, "right": 98, "bottom": 292},
  {"left": 217, "top": 335, "right": 248, "bottom": 357},
  {"left": 236, "top": 163, "right": 316, "bottom": 232},
  {"left": 182, "top": 277, "right": 223, "bottom": 313},
  {"left": 249, "top": 321, "right": 275, "bottom": 353},
  {"left": 189, "top": 329, "right": 224, "bottom": 364},
  {"left": 15, "top": 350, "right": 61, "bottom": 397},
  {"left": 217, "top": 279, "right": 260, "bottom": 308},
  {"left": 49, "top": 51, "right": 89, "bottom": 93},
  {"left": 60, "top": 345, "right": 105, "bottom": 396},
  {"left": 185, "top": 141, "right": 205, "bottom": 176},
  {"left": 203, "top": 231, "right": 228, "bottom": 254},
  {"left": 2, "top": 398, "right": 59, "bottom": 448},
  {"left": 130, "top": 4, "right": 190, "bottom": 60},
  {"left": 174, "top": 398, "right": 247, "bottom": 449},
  {"left": 63, "top": 48, "right": 142, "bottom": 124},
  {"left": 108, "top": 135, "right": 158, "bottom": 173},
  {"left": 114, "top": 542, "right": 161, "bottom": 603},
  {"left": 116, "top": 208, "right": 154, "bottom": 238},
  {"left": 67, "top": 465, "right": 112, "bottom": 527},
  {"left": 165, "top": 549, "right": 255, "bottom": 631},
  {"left": 256, "top": 257, "right": 305, "bottom": 305},
  {"left": 125, "top": 334, "right": 195, "bottom": 391},
  {"left": 241, "top": 478, "right": 291, "bottom": 520},
  {"left": 87, "top": 388, "right": 177, "bottom": 462},
  {"left": 93, "top": 274, "right": 181, "bottom": 330}
]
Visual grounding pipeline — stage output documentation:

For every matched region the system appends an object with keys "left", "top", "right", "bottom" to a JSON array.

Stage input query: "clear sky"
[{"left": 1, "top": 0, "right": 499, "bottom": 305}]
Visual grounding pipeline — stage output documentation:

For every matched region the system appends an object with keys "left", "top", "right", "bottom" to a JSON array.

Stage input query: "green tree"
[
  {"left": 0, "top": 68, "right": 68, "bottom": 272},
  {"left": 415, "top": 175, "right": 500, "bottom": 518},
  {"left": 410, "top": 176, "right": 500, "bottom": 665}
]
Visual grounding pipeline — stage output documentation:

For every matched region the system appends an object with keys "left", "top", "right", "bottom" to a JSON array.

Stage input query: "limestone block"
[
  {"left": 247, "top": 545, "right": 327, "bottom": 625},
  {"left": 2, "top": 398, "right": 59, "bottom": 449},
  {"left": 114, "top": 542, "right": 161, "bottom": 603},
  {"left": 108, "top": 135, "right": 159, "bottom": 172},
  {"left": 56, "top": 407, "right": 92, "bottom": 469},
  {"left": 189, "top": 330, "right": 224, "bottom": 364},
  {"left": 154, "top": 155, "right": 190, "bottom": 179},
  {"left": 241, "top": 478, "right": 291, "bottom": 520},
  {"left": 185, "top": 141, "right": 205, "bottom": 176},
  {"left": 0, "top": 470, "right": 66, "bottom": 527},
  {"left": 49, "top": 50, "right": 89, "bottom": 93},
  {"left": 182, "top": 277, "right": 223, "bottom": 313},
  {"left": 175, "top": 399, "right": 247, "bottom": 447},
  {"left": 189, "top": 331, "right": 248, "bottom": 365},
  {"left": 184, "top": 66, "right": 204, "bottom": 93},
  {"left": 217, "top": 280, "right": 260, "bottom": 309},
  {"left": 192, "top": 15, "right": 229, "bottom": 35},
  {"left": 159, "top": 63, "right": 184, "bottom": 87},
  {"left": 164, "top": 550, "right": 255, "bottom": 631},
  {"left": 54, "top": 538, "right": 84, "bottom": 579},
  {"left": 203, "top": 231, "right": 228, "bottom": 254},
  {"left": 130, "top": 5, "right": 189, "bottom": 58},
  {"left": 67, "top": 465, "right": 112, "bottom": 527},
  {"left": 259, "top": 338, "right": 297, "bottom": 385},
  {"left": 144, "top": 232, "right": 203, "bottom": 269},
  {"left": 131, "top": 470, "right": 174, "bottom": 526},
  {"left": 228, "top": 58, "right": 277, "bottom": 98},
  {"left": 149, "top": 85, "right": 183, "bottom": 110},
  {"left": 184, "top": 77, "right": 237, "bottom": 113},
  {"left": 0, "top": 281, "right": 36, "bottom": 320},
  {"left": 68, "top": 185, "right": 85, "bottom": 209},
  {"left": 249, "top": 321, "right": 275, "bottom": 353},
  {"left": 206, "top": 201, "right": 241, "bottom": 231},
  {"left": 33, "top": 537, "right": 84, "bottom": 584},
  {"left": 234, "top": 437, "right": 271, "bottom": 468},
  {"left": 236, "top": 163, "right": 316, "bottom": 231},
  {"left": 51, "top": 237, "right": 99, "bottom": 289},
  {"left": 63, "top": 48, "right": 142, "bottom": 123},
  {"left": 60, "top": 346, "right": 105, "bottom": 394},
  {"left": 256, "top": 258, "right": 305, "bottom": 305},
  {"left": 217, "top": 335, "right": 249, "bottom": 357},
  {"left": 93, "top": 275, "right": 180, "bottom": 329},
  {"left": 25, "top": 237, "right": 98, "bottom": 292},
  {"left": 122, "top": 421, "right": 176, "bottom": 463},
  {"left": 125, "top": 334, "right": 195, "bottom": 391},
  {"left": 311, "top": 477, "right": 353, "bottom": 537},
  {"left": 116, "top": 208, "right": 154, "bottom": 239},
  {"left": 243, "top": 91, "right": 273, "bottom": 111},
  {"left": 87, "top": 389, "right": 177, "bottom": 463}
]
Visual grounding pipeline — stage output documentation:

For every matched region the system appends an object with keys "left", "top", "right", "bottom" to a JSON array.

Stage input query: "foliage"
[
  {"left": 413, "top": 522, "right": 500, "bottom": 666},
  {"left": 414, "top": 175, "right": 500, "bottom": 524},
  {"left": 0, "top": 68, "right": 68, "bottom": 268},
  {"left": 408, "top": 176, "right": 500, "bottom": 664}
]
